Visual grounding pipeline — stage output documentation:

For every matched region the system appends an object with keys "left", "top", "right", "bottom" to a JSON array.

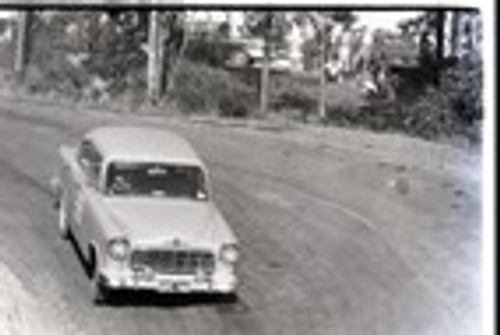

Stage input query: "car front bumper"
[{"left": 100, "top": 267, "right": 238, "bottom": 294}]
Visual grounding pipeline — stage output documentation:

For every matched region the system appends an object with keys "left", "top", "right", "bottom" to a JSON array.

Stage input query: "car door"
[{"left": 71, "top": 140, "right": 103, "bottom": 255}]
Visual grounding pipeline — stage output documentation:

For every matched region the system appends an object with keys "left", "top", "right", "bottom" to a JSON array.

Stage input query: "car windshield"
[{"left": 106, "top": 162, "right": 208, "bottom": 200}]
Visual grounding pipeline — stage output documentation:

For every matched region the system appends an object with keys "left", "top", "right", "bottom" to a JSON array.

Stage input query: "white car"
[{"left": 52, "top": 126, "right": 239, "bottom": 303}]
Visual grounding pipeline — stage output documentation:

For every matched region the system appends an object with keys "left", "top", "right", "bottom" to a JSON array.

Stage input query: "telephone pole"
[
  {"left": 259, "top": 13, "right": 272, "bottom": 118},
  {"left": 147, "top": 10, "right": 161, "bottom": 105},
  {"left": 14, "top": 11, "right": 30, "bottom": 81},
  {"left": 318, "top": 14, "right": 327, "bottom": 124}
]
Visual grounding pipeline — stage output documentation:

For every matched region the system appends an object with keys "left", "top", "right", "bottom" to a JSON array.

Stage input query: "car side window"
[{"left": 77, "top": 140, "right": 102, "bottom": 189}]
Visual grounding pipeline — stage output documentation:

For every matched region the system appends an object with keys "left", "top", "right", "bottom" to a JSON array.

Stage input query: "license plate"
[
  {"left": 134, "top": 271, "right": 154, "bottom": 282},
  {"left": 174, "top": 281, "right": 191, "bottom": 292},
  {"left": 158, "top": 279, "right": 190, "bottom": 292},
  {"left": 158, "top": 279, "right": 173, "bottom": 292}
]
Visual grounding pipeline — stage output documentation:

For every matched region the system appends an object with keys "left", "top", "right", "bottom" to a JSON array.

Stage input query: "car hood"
[{"left": 103, "top": 197, "right": 234, "bottom": 249}]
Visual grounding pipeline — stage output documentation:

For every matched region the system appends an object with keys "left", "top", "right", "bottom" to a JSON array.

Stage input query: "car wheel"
[
  {"left": 58, "top": 196, "right": 70, "bottom": 239},
  {"left": 92, "top": 275, "right": 111, "bottom": 305},
  {"left": 89, "top": 250, "right": 111, "bottom": 305}
]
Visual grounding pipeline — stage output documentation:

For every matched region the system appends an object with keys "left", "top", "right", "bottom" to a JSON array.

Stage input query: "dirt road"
[{"left": 0, "top": 97, "right": 481, "bottom": 335}]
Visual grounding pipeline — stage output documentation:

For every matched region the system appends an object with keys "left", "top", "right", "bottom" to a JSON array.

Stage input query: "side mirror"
[{"left": 197, "top": 190, "right": 208, "bottom": 200}]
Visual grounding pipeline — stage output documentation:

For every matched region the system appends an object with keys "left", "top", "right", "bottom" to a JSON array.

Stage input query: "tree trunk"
[
  {"left": 14, "top": 11, "right": 30, "bottom": 81},
  {"left": 318, "top": 17, "right": 327, "bottom": 124},
  {"left": 450, "top": 12, "right": 461, "bottom": 58},
  {"left": 147, "top": 10, "right": 161, "bottom": 105},
  {"left": 434, "top": 11, "right": 445, "bottom": 86},
  {"left": 259, "top": 40, "right": 271, "bottom": 118},
  {"left": 164, "top": 17, "right": 188, "bottom": 98},
  {"left": 435, "top": 11, "right": 445, "bottom": 62}
]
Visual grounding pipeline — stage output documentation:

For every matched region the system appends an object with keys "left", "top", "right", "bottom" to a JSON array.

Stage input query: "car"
[{"left": 51, "top": 126, "right": 239, "bottom": 303}]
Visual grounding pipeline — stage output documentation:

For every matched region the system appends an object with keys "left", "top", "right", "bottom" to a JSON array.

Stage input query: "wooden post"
[
  {"left": 434, "top": 11, "right": 445, "bottom": 87},
  {"left": 450, "top": 12, "right": 461, "bottom": 58},
  {"left": 14, "top": 11, "right": 29, "bottom": 80},
  {"left": 259, "top": 41, "right": 270, "bottom": 118},
  {"left": 147, "top": 10, "right": 161, "bottom": 105},
  {"left": 258, "top": 13, "right": 272, "bottom": 118},
  {"left": 318, "top": 15, "right": 327, "bottom": 124}
]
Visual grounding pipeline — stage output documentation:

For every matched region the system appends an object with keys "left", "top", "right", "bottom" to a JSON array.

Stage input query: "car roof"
[{"left": 86, "top": 126, "right": 205, "bottom": 167}]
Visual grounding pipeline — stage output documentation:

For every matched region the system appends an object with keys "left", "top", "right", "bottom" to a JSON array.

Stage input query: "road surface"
[{"left": 0, "top": 97, "right": 481, "bottom": 335}]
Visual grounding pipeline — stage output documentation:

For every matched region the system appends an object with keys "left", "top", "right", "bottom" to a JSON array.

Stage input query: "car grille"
[{"left": 130, "top": 249, "right": 215, "bottom": 275}]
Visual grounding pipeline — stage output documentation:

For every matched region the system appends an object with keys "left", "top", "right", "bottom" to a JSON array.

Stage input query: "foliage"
[
  {"left": 269, "top": 73, "right": 318, "bottom": 120},
  {"left": 267, "top": 72, "right": 366, "bottom": 124},
  {"left": 443, "top": 53, "right": 482, "bottom": 122},
  {"left": 8, "top": 10, "right": 482, "bottom": 145},
  {"left": 81, "top": 11, "right": 149, "bottom": 93},
  {"left": 347, "top": 52, "right": 482, "bottom": 143},
  {"left": 393, "top": 10, "right": 483, "bottom": 142},
  {"left": 24, "top": 53, "right": 91, "bottom": 100},
  {"left": 25, "top": 11, "right": 149, "bottom": 98},
  {"left": 300, "top": 38, "right": 320, "bottom": 71},
  {"left": 403, "top": 52, "right": 482, "bottom": 140},
  {"left": 0, "top": 17, "right": 10, "bottom": 36},
  {"left": 24, "top": 12, "right": 94, "bottom": 98},
  {"left": 242, "top": 11, "right": 294, "bottom": 116},
  {"left": 183, "top": 37, "right": 245, "bottom": 68},
  {"left": 169, "top": 60, "right": 257, "bottom": 117},
  {"left": 296, "top": 11, "right": 357, "bottom": 70},
  {"left": 24, "top": 10, "right": 190, "bottom": 99},
  {"left": 242, "top": 11, "right": 292, "bottom": 52}
]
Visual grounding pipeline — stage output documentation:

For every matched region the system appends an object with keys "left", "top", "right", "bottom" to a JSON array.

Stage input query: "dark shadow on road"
[{"left": 100, "top": 290, "right": 247, "bottom": 311}]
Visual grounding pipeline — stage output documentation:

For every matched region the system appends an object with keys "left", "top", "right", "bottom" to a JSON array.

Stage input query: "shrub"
[
  {"left": 183, "top": 37, "right": 246, "bottom": 68},
  {"left": 24, "top": 54, "right": 91, "bottom": 100},
  {"left": 441, "top": 53, "right": 483, "bottom": 123},
  {"left": 269, "top": 73, "right": 318, "bottom": 121},
  {"left": 398, "top": 53, "right": 483, "bottom": 143},
  {"left": 169, "top": 60, "right": 257, "bottom": 117}
]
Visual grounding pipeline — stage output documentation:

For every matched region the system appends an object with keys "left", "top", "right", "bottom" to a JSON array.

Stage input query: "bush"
[
  {"left": 169, "top": 60, "right": 257, "bottom": 117},
  {"left": 398, "top": 53, "right": 482, "bottom": 143},
  {"left": 267, "top": 72, "right": 367, "bottom": 124},
  {"left": 24, "top": 54, "right": 91, "bottom": 100},
  {"left": 442, "top": 53, "right": 483, "bottom": 123},
  {"left": 269, "top": 73, "right": 318, "bottom": 121},
  {"left": 183, "top": 37, "right": 245, "bottom": 68}
]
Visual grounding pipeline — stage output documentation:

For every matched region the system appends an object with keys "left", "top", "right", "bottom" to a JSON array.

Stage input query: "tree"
[
  {"left": 295, "top": 11, "right": 357, "bottom": 123},
  {"left": 81, "top": 11, "right": 148, "bottom": 91},
  {"left": 398, "top": 10, "right": 447, "bottom": 86},
  {"left": 80, "top": 10, "right": 186, "bottom": 102},
  {"left": 243, "top": 11, "right": 292, "bottom": 117},
  {"left": 397, "top": 10, "right": 483, "bottom": 142},
  {"left": 158, "top": 11, "right": 186, "bottom": 98},
  {"left": 14, "top": 11, "right": 31, "bottom": 79}
]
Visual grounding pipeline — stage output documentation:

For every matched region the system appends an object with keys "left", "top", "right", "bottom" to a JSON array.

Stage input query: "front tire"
[
  {"left": 92, "top": 274, "right": 111, "bottom": 305},
  {"left": 89, "top": 249, "right": 111, "bottom": 305}
]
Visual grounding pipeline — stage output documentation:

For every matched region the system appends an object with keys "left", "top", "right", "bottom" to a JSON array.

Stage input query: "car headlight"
[
  {"left": 107, "top": 238, "right": 130, "bottom": 261},
  {"left": 220, "top": 244, "right": 240, "bottom": 263}
]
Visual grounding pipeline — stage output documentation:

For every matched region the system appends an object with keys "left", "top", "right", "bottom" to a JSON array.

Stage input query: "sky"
[
  {"left": 355, "top": 11, "right": 422, "bottom": 31},
  {"left": 0, "top": 11, "right": 15, "bottom": 18}
]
